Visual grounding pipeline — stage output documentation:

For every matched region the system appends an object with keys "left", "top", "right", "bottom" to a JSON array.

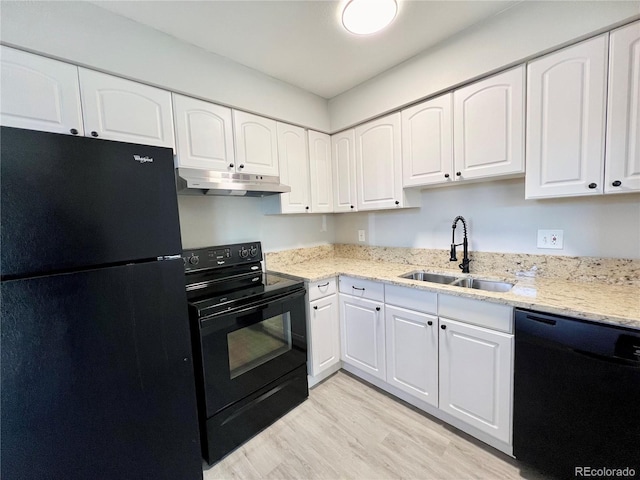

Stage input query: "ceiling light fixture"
[{"left": 341, "top": 0, "right": 398, "bottom": 36}]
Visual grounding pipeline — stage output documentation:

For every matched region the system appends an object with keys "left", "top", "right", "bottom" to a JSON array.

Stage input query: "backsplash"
[
  {"left": 266, "top": 244, "right": 640, "bottom": 286},
  {"left": 264, "top": 244, "right": 335, "bottom": 269}
]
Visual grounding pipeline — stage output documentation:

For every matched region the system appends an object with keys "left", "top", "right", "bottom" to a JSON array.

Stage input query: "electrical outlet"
[
  {"left": 321, "top": 215, "right": 327, "bottom": 232},
  {"left": 537, "top": 229, "right": 564, "bottom": 249},
  {"left": 358, "top": 230, "right": 366, "bottom": 242}
]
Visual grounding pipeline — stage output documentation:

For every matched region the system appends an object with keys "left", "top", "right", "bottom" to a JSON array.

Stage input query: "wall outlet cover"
[
  {"left": 537, "top": 229, "right": 564, "bottom": 249},
  {"left": 358, "top": 229, "right": 366, "bottom": 242}
]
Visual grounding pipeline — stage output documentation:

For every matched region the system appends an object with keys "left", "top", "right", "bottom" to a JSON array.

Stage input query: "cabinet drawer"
[
  {"left": 438, "top": 294, "right": 513, "bottom": 333},
  {"left": 308, "top": 277, "right": 337, "bottom": 301},
  {"left": 339, "top": 276, "right": 384, "bottom": 302},
  {"left": 385, "top": 284, "right": 437, "bottom": 315}
]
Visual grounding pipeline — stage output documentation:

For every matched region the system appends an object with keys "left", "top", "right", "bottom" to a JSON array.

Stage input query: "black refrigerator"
[{"left": 1, "top": 127, "right": 203, "bottom": 479}]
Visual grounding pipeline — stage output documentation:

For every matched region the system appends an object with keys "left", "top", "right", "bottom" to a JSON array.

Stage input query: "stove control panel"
[{"left": 182, "top": 242, "right": 262, "bottom": 272}]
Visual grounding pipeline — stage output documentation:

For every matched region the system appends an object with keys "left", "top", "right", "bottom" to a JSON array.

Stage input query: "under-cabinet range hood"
[{"left": 176, "top": 168, "right": 291, "bottom": 197}]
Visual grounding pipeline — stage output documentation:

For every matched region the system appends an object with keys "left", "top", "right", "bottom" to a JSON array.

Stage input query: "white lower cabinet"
[
  {"left": 309, "top": 294, "right": 340, "bottom": 376},
  {"left": 438, "top": 317, "right": 513, "bottom": 444},
  {"left": 339, "top": 294, "right": 386, "bottom": 381},
  {"left": 385, "top": 305, "right": 438, "bottom": 407}
]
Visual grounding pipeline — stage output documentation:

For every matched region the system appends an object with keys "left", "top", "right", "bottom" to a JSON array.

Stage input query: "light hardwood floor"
[{"left": 204, "top": 371, "right": 547, "bottom": 480}]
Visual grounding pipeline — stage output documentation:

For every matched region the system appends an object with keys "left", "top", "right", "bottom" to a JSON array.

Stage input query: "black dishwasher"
[{"left": 514, "top": 309, "right": 640, "bottom": 479}]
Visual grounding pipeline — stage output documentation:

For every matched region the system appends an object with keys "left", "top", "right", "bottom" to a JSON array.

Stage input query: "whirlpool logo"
[{"left": 133, "top": 155, "right": 154, "bottom": 164}]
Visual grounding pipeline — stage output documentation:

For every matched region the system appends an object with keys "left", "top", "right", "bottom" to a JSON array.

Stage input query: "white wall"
[
  {"left": 178, "top": 196, "right": 335, "bottom": 252},
  {"left": 0, "top": 1, "right": 330, "bottom": 131},
  {"left": 329, "top": 1, "right": 640, "bottom": 131},
  {"left": 334, "top": 180, "right": 640, "bottom": 259}
]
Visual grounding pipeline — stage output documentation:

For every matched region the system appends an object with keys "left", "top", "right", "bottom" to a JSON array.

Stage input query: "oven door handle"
[{"left": 200, "top": 288, "right": 305, "bottom": 330}]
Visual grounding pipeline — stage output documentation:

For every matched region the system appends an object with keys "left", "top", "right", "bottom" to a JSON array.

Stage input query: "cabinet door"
[
  {"left": 276, "top": 122, "right": 310, "bottom": 213},
  {"left": 0, "top": 46, "right": 84, "bottom": 136},
  {"left": 605, "top": 21, "right": 640, "bottom": 194},
  {"left": 385, "top": 305, "right": 438, "bottom": 407},
  {"left": 526, "top": 35, "right": 608, "bottom": 198},
  {"left": 308, "top": 131, "right": 334, "bottom": 213},
  {"left": 355, "top": 113, "right": 403, "bottom": 210},
  {"left": 339, "top": 294, "right": 385, "bottom": 380},
  {"left": 233, "top": 111, "right": 279, "bottom": 176},
  {"left": 78, "top": 69, "right": 175, "bottom": 149},
  {"left": 453, "top": 66, "right": 524, "bottom": 181},
  {"left": 439, "top": 317, "right": 513, "bottom": 444},
  {"left": 402, "top": 93, "right": 454, "bottom": 187},
  {"left": 331, "top": 129, "right": 358, "bottom": 212},
  {"left": 172, "top": 94, "right": 235, "bottom": 171},
  {"left": 308, "top": 294, "right": 340, "bottom": 377}
]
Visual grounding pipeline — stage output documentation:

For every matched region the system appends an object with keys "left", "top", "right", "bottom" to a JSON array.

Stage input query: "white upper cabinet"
[
  {"left": 0, "top": 46, "right": 84, "bottom": 136},
  {"left": 173, "top": 94, "right": 235, "bottom": 170},
  {"left": 355, "top": 113, "right": 405, "bottom": 211},
  {"left": 605, "top": 21, "right": 640, "bottom": 194},
  {"left": 526, "top": 35, "right": 609, "bottom": 198},
  {"left": 402, "top": 93, "right": 454, "bottom": 187},
  {"left": 453, "top": 66, "right": 525, "bottom": 181},
  {"left": 78, "top": 68, "right": 175, "bottom": 149},
  {"left": 308, "top": 131, "right": 334, "bottom": 213},
  {"left": 276, "top": 122, "right": 310, "bottom": 214},
  {"left": 331, "top": 129, "right": 358, "bottom": 212},
  {"left": 233, "top": 110, "right": 279, "bottom": 176}
]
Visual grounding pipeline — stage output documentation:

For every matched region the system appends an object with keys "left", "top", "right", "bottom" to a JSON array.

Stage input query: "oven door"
[{"left": 197, "top": 287, "right": 307, "bottom": 417}]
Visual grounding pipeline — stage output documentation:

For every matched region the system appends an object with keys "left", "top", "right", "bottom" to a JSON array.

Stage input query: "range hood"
[{"left": 176, "top": 168, "right": 291, "bottom": 197}]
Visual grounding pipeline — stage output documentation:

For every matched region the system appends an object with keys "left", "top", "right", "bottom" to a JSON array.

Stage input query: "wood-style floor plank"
[{"left": 204, "top": 371, "right": 547, "bottom": 480}]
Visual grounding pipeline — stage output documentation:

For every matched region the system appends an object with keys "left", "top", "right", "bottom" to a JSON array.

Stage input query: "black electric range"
[{"left": 182, "top": 242, "right": 308, "bottom": 465}]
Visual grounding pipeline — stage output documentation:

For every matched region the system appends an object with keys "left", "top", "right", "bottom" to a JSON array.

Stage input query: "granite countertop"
[{"left": 267, "top": 257, "right": 640, "bottom": 329}]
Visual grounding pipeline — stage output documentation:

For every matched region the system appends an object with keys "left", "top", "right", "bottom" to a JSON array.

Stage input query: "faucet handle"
[{"left": 450, "top": 244, "right": 457, "bottom": 262}]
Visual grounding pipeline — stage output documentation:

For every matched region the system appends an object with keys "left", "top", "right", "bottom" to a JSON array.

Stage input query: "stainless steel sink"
[
  {"left": 400, "top": 271, "right": 514, "bottom": 292},
  {"left": 450, "top": 277, "right": 514, "bottom": 292},
  {"left": 400, "top": 271, "right": 459, "bottom": 284}
]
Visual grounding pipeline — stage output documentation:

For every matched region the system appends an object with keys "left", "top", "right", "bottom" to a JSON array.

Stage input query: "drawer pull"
[
  {"left": 352, "top": 286, "right": 365, "bottom": 291},
  {"left": 317, "top": 282, "right": 330, "bottom": 288}
]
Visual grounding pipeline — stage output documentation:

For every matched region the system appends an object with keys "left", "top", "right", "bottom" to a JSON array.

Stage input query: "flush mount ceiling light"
[{"left": 341, "top": 0, "right": 398, "bottom": 35}]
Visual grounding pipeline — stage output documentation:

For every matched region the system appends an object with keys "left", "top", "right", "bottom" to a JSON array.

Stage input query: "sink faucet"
[{"left": 450, "top": 216, "right": 470, "bottom": 273}]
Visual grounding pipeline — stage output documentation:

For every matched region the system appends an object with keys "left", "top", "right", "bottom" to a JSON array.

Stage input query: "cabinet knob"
[
  {"left": 376, "top": 307, "right": 381, "bottom": 311},
  {"left": 228, "top": 163, "right": 234, "bottom": 168},
  {"left": 350, "top": 205, "right": 354, "bottom": 209},
  {"left": 444, "top": 173, "right": 450, "bottom": 178},
  {"left": 70, "top": 128, "right": 79, "bottom": 135},
  {"left": 440, "top": 324, "right": 447, "bottom": 330},
  {"left": 395, "top": 200, "right": 400, "bottom": 205},
  {"left": 588, "top": 183, "right": 597, "bottom": 189},
  {"left": 456, "top": 172, "right": 461, "bottom": 177},
  {"left": 427, "top": 320, "right": 433, "bottom": 326},
  {"left": 305, "top": 206, "right": 310, "bottom": 210},
  {"left": 313, "top": 306, "right": 318, "bottom": 310},
  {"left": 612, "top": 180, "right": 622, "bottom": 187},
  {"left": 238, "top": 164, "right": 245, "bottom": 169},
  {"left": 90, "top": 131, "right": 99, "bottom": 137}
]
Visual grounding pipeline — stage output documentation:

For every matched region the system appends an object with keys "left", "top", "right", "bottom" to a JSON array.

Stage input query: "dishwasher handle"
[{"left": 516, "top": 308, "right": 640, "bottom": 364}]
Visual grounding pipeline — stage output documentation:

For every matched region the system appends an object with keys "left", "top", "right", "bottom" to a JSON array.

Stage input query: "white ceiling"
[{"left": 93, "top": 0, "right": 520, "bottom": 99}]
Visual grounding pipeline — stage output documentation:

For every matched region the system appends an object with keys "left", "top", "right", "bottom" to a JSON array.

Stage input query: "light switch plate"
[
  {"left": 358, "top": 230, "right": 366, "bottom": 242},
  {"left": 537, "top": 229, "right": 564, "bottom": 249}
]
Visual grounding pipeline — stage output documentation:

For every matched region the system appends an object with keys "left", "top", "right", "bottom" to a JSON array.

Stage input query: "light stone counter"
[{"left": 266, "top": 251, "right": 640, "bottom": 330}]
